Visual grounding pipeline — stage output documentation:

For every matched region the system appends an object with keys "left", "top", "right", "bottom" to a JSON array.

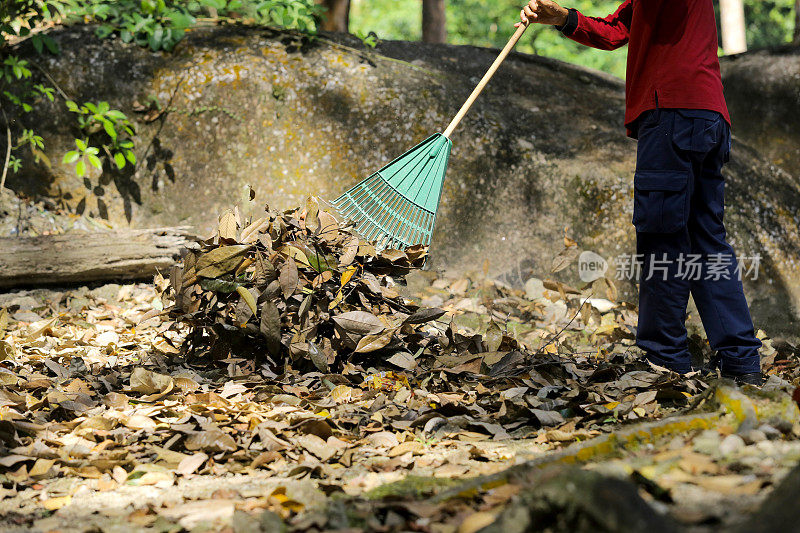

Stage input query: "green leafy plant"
[
  {"left": 63, "top": 100, "right": 136, "bottom": 176},
  {"left": 1, "top": 0, "right": 67, "bottom": 189},
  {"left": 62, "top": 138, "right": 101, "bottom": 178},
  {"left": 355, "top": 30, "right": 378, "bottom": 48},
  {"left": 75, "top": 0, "right": 199, "bottom": 51},
  {"left": 239, "top": 0, "right": 323, "bottom": 33},
  {"left": 67, "top": 0, "right": 323, "bottom": 52}
]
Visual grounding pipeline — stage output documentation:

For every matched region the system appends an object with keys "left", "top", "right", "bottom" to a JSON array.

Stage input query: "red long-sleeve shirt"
[{"left": 559, "top": 0, "right": 730, "bottom": 137}]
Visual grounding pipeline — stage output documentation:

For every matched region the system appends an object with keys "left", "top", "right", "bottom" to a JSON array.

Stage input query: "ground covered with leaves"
[{"left": 2, "top": 198, "right": 800, "bottom": 532}]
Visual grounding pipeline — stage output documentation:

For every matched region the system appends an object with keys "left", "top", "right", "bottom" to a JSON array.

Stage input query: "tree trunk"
[
  {"left": 0, "top": 227, "right": 197, "bottom": 288},
  {"left": 794, "top": 0, "right": 800, "bottom": 45},
  {"left": 422, "top": 0, "right": 447, "bottom": 44},
  {"left": 317, "top": 0, "right": 350, "bottom": 33},
  {"left": 719, "top": 0, "right": 748, "bottom": 54}
]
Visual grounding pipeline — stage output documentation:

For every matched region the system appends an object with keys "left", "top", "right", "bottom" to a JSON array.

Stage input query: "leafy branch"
[
  {"left": 68, "top": 0, "right": 323, "bottom": 52},
  {"left": 63, "top": 101, "right": 136, "bottom": 176}
]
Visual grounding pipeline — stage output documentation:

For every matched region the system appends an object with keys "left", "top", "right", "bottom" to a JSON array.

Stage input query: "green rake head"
[{"left": 332, "top": 134, "right": 452, "bottom": 250}]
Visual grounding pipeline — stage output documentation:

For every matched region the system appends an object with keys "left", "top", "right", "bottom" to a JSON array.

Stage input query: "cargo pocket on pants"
[
  {"left": 672, "top": 111, "right": 722, "bottom": 153},
  {"left": 632, "top": 169, "right": 690, "bottom": 233}
]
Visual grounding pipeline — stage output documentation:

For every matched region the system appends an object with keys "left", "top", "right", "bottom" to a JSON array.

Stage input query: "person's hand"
[{"left": 515, "top": 0, "right": 569, "bottom": 27}]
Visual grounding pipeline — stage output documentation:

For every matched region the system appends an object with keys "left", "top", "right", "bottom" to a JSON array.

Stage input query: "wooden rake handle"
[{"left": 443, "top": 22, "right": 530, "bottom": 139}]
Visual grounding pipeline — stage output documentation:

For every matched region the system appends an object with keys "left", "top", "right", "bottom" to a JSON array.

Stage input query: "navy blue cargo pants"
[{"left": 633, "top": 108, "right": 761, "bottom": 374}]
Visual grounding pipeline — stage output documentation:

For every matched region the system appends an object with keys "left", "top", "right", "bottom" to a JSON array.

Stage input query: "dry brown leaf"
[
  {"left": 196, "top": 245, "right": 249, "bottom": 278},
  {"left": 388, "top": 441, "right": 423, "bottom": 457},
  {"left": 260, "top": 300, "right": 281, "bottom": 356},
  {"left": 332, "top": 311, "right": 385, "bottom": 335},
  {"left": 279, "top": 257, "right": 299, "bottom": 298},
  {"left": 128, "top": 368, "right": 173, "bottom": 395},
  {"left": 185, "top": 429, "right": 237, "bottom": 452},
  {"left": 218, "top": 209, "right": 238, "bottom": 240},
  {"left": 355, "top": 330, "right": 394, "bottom": 353},
  {"left": 177, "top": 452, "right": 208, "bottom": 476}
]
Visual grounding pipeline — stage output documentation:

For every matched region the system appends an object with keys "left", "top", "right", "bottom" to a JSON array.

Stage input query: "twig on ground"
[
  {"left": 30, "top": 60, "right": 70, "bottom": 101},
  {"left": 1, "top": 105, "right": 11, "bottom": 192}
]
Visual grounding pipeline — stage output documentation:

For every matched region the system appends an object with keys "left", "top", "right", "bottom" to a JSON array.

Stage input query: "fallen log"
[{"left": 0, "top": 227, "right": 198, "bottom": 289}]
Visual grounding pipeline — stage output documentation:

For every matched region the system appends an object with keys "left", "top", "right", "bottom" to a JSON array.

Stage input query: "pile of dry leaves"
[{"left": 158, "top": 194, "right": 431, "bottom": 373}]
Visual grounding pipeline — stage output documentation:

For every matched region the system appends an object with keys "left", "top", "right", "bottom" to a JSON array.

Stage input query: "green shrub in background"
[
  {"left": 741, "top": 0, "right": 796, "bottom": 49},
  {"left": 351, "top": 0, "right": 797, "bottom": 79},
  {"left": 67, "top": 0, "right": 322, "bottom": 52},
  {"left": 351, "top": 0, "right": 630, "bottom": 78},
  {"left": 1, "top": 1, "right": 67, "bottom": 188}
]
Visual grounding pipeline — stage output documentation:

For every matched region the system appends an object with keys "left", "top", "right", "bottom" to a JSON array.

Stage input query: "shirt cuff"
[{"left": 555, "top": 8, "right": 578, "bottom": 35}]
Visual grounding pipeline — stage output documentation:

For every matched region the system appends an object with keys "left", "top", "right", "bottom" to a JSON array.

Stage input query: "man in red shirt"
[{"left": 520, "top": 0, "right": 763, "bottom": 384}]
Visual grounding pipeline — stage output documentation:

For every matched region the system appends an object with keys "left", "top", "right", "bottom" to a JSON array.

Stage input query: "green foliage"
[
  {"left": 350, "top": 0, "right": 799, "bottom": 79},
  {"left": 355, "top": 30, "right": 378, "bottom": 49},
  {"left": 1, "top": 1, "right": 65, "bottom": 50},
  {"left": 66, "top": 0, "right": 322, "bottom": 51},
  {"left": 350, "top": 0, "right": 628, "bottom": 77},
  {"left": 350, "top": 0, "right": 420, "bottom": 42},
  {"left": 62, "top": 138, "right": 101, "bottom": 178},
  {"left": 0, "top": 1, "right": 68, "bottom": 185},
  {"left": 63, "top": 100, "right": 136, "bottom": 176},
  {"left": 742, "top": 0, "right": 796, "bottom": 49}
]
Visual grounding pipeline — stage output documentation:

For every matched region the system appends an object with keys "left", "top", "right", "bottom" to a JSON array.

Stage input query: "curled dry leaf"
[
  {"left": 332, "top": 311, "right": 385, "bottom": 336},
  {"left": 128, "top": 368, "right": 173, "bottom": 395},
  {"left": 355, "top": 329, "right": 394, "bottom": 353}
]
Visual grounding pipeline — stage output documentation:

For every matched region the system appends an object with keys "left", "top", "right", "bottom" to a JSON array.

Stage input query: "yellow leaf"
[
  {"left": 330, "top": 385, "right": 353, "bottom": 403},
  {"left": 459, "top": 512, "right": 497, "bottom": 533},
  {"left": 43, "top": 495, "right": 71, "bottom": 511},
  {"left": 328, "top": 289, "right": 344, "bottom": 310},
  {"left": 340, "top": 265, "right": 358, "bottom": 288},
  {"left": 29, "top": 458, "right": 56, "bottom": 478},
  {"left": 282, "top": 499, "right": 304, "bottom": 513},
  {"left": 235, "top": 286, "right": 258, "bottom": 317},
  {"left": 355, "top": 330, "right": 393, "bottom": 353},
  {"left": 604, "top": 402, "right": 620, "bottom": 410},
  {"left": 278, "top": 245, "right": 310, "bottom": 267},
  {"left": 0, "top": 308, "right": 8, "bottom": 338}
]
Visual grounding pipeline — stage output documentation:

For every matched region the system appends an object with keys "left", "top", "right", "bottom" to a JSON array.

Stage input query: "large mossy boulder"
[
  {"left": 7, "top": 26, "right": 800, "bottom": 331},
  {"left": 722, "top": 45, "right": 800, "bottom": 179}
]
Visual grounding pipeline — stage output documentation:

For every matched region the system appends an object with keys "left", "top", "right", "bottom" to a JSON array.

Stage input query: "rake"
[{"left": 332, "top": 21, "right": 530, "bottom": 250}]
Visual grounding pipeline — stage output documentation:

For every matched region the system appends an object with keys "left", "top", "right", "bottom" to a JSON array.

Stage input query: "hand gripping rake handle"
[{"left": 443, "top": 21, "right": 529, "bottom": 139}]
